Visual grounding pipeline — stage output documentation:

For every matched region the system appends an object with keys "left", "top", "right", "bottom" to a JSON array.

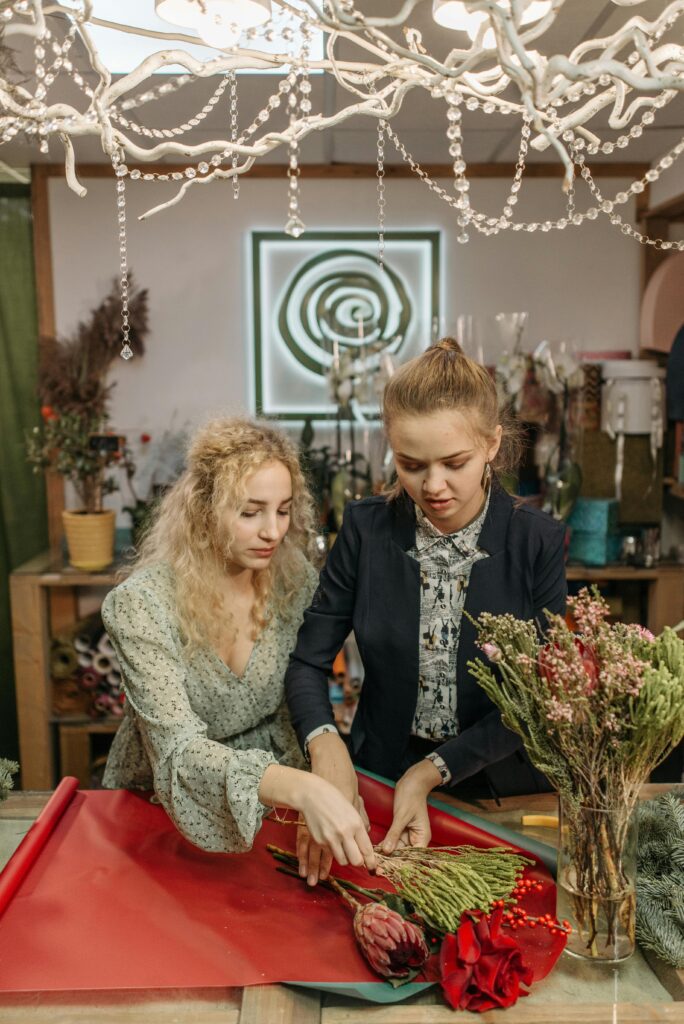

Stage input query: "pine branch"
[
  {"left": 636, "top": 790, "right": 684, "bottom": 968},
  {"left": 0, "top": 759, "right": 18, "bottom": 802}
]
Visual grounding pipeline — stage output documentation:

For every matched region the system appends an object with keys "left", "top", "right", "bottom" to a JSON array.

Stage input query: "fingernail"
[
  {"left": 307, "top": 874, "right": 316, "bottom": 886},
  {"left": 299, "top": 865, "right": 306, "bottom": 877}
]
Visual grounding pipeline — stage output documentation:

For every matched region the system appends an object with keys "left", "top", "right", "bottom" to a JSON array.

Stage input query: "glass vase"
[{"left": 556, "top": 797, "right": 637, "bottom": 962}]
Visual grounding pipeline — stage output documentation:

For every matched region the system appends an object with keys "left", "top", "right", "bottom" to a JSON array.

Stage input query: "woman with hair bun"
[
  {"left": 102, "top": 417, "right": 375, "bottom": 874},
  {"left": 286, "top": 338, "right": 566, "bottom": 882}
]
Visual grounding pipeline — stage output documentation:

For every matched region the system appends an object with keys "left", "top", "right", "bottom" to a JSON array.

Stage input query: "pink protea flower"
[{"left": 353, "top": 901, "right": 429, "bottom": 978}]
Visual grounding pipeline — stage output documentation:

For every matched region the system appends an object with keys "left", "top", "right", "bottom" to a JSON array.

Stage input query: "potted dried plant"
[{"left": 26, "top": 276, "right": 149, "bottom": 570}]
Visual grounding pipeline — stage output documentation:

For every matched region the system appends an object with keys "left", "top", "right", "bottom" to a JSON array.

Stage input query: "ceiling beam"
[{"left": 32, "top": 161, "right": 650, "bottom": 179}]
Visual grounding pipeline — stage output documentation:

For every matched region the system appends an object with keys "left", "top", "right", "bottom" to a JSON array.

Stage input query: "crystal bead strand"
[
  {"left": 446, "top": 90, "right": 471, "bottom": 243},
  {"left": 33, "top": 24, "right": 48, "bottom": 153},
  {"left": 471, "top": 116, "right": 531, "bottom": 236},
  {"left": 113, "top": 154, "right": 134, "bottom": 360},
  {"left": 284, "top": 68, "right": 303, "bottom": 237},
  {"left": 376, "top": 118, "right": 386, "bottom": 270},
  {"left": 385, "top": 121, "right": 684, "bottom": 249},
  {"left": 229, "top": 71, "right": 240, "bottom": 199},
  {"left": 573, "top": 146, "right": 684, "bottom": 252},
  {"left": 284, "top": 23, "right": 311, "bottom": 238},
  {"left": 112, "top": 75, "right": 229, "bottom": 140},
  {"left": 118, "top": 75, "right": 195, "bottom": 113}
]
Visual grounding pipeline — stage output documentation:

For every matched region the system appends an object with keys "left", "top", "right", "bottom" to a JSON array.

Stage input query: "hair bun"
[{"left": 434, "top": 336, "right": 464, "bottom": 356}]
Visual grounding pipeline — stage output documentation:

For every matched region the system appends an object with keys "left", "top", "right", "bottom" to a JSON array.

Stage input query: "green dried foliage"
[
  {"left": 26, "top": 276, "right": 149, "bottom": 512},
  {"left": 376, "top": 845, "right": 533, "bottom": 934},
  {"left": 38, "top": 274, "right": 148, "bottom": 418},
  {"left": 636, "top": 791, "right": 684, "bottom": 968},
  {"left": 467, "top": 590, "right": 684, "bottom": 814}
]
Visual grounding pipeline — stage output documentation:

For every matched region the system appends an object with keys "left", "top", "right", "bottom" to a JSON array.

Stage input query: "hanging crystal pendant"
[
  {"left": 285, "top": 215, "right": 305, "bottom": 238},
  {"left": 120, "top": 343, "right": 134, "bottom": 360}
]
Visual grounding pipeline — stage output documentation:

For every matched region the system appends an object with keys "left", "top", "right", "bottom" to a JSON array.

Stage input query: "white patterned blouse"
[
  {"left": 101, "top": 561, "right": 317, "bottom": 854},
  {"left": 408, "top": 491, "right": 491, "bottom": 743}
]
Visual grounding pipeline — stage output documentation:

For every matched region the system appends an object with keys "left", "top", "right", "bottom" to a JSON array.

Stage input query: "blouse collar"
[{"left": 413, "top": 487, "right": 491, "bottom": 557}]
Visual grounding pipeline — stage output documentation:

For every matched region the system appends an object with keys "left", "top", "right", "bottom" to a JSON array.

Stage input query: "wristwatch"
[
  {"left": 424, "top": 751, "right": 452, "bottom": 786},
  {"left": 303, "top": 723, "right": 338, "bottom": 762}
]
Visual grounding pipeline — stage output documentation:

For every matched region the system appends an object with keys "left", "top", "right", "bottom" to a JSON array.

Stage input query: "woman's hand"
[
  {"left": 297, "top": 774, "right": 376, "bottom": 880},
  {"left": 258, "top": 762, "right": 375, "bottom": 886},
  {"left": 381, "top": 758, "right": 442, "bottom": 854},
  {"left": 296, "top": 731, "right": 369, "bottom": 885}
]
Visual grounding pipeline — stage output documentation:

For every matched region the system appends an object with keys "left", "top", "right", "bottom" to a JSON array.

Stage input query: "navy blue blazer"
[{"left": 285, "top": 481, "right": 567, "bottom": 786}]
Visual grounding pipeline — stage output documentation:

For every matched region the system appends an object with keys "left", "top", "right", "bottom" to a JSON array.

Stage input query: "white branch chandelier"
[{"left": 2, "top": 0, "right": 684, "bottom": 357}]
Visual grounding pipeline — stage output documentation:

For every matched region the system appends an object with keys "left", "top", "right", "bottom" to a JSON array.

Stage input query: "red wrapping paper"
[
  {"left": 0, "top": 776, "right": 78, "bottom": 917},
  {"left": 0, "top": 774, "right": 565, "bottom": 993}
]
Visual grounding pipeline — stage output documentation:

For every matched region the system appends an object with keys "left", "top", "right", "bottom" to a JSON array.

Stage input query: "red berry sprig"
[{"left": 485, "top": 873, "right": 572, "bottom": 937}]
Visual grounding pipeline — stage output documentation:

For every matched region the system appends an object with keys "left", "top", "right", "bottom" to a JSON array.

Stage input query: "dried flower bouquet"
[{"left": 467, "top": 588, "right": 684, "bottom": 960}]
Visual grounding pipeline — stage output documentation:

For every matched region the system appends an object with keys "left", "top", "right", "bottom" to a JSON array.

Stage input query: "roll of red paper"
[{"left": 0, "top": 776, "right": 79, "bottom": 917}]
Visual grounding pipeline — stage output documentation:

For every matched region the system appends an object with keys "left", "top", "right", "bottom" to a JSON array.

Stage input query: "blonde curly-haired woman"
[{"left": 102, "top": 417, "right": 375, "bottom": 876}]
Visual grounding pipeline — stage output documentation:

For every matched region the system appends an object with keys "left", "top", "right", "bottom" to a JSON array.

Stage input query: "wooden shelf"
[
  {"left": 9, "top": 553, "right": 128, "bottom": 788},
  {"left": 566, "top": 562, "right": 683, "bottom": 581}
]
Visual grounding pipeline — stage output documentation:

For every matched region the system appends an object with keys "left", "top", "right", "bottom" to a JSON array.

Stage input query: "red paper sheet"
[
  {"left": 0, "top": 777, "right": 78, "bottom": 917},
  {"left": 0, "top": 774, "right": 564, "bottom": 992}
]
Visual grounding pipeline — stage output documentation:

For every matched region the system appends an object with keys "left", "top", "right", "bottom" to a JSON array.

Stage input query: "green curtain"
[{"left": 0, "top": 185, "right": 48, "bottom": 761}]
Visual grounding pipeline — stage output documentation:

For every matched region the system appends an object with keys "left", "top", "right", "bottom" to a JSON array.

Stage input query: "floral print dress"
[{"left": 101, "top": 561, "right": 317, "bottom": 853}]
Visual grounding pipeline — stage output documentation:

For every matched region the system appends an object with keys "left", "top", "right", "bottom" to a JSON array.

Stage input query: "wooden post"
[
  {"left": 9, "top": 573, "right": 54, "bottom": 789},
  {"left": 30, "top": 165, "right": 65, "bottom": 560},
  {"left": 647, "top": 569, "right": 684, "bottom": 636}
]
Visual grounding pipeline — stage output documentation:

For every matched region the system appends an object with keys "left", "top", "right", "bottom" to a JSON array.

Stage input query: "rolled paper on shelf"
[
  {"left": 73, "top": 635, "right": 91, "bottom": 655},
  {"left": 93, "top": 693, "right": 114, "bottom": 715},
  {"left": 77, "top": 652, "right": 93, "bottom": 669},
  {"left": 78, "top": 670, "right": 102, "bottom": 691},
  {"left": 50, "top": 644, "right": 79, "bottom": 680},
  {"left": 0, "top": 777, "right": 79, "bottom": 918},
  {"left": 106, "top": 675, "right": 122, "bottom": 695},
  {"left": 92, "top": 653, "right": 113, "bottom": 676},
  {"left": 97, "top": 634, "right": 116, "bottom": 659}
]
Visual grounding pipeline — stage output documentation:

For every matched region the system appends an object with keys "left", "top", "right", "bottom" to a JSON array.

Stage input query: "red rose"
[
  {"left": 140, "top": 432, "right": 151, "bottom": 444},
  {"left": 439, "top": 908, "right": 534, "bottom": 1012},
  {"left": 40, "top": 405, "right": 58, "bottom": 421}
]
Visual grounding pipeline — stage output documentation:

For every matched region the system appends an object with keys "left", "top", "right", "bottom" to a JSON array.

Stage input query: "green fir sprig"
[
  {"left": 636, "top": 790, "right": 684, "bottom": 968},
  {"left": 0, "top": 759, "right": 19, "bottom": 802}
]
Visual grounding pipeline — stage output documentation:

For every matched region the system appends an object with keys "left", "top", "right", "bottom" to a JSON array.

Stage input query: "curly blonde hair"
[{"left": 134, "top": 416, "right": 316, "bottom": 651}]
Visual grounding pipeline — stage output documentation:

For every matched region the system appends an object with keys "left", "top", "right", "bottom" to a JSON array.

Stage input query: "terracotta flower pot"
[{"left": 62, "top": 509, "right": 116, "bottom": 571}]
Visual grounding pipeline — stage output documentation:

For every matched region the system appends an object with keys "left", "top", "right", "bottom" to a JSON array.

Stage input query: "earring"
[{"left": 481, "top": 462, "right": 492, "bottom": 489}]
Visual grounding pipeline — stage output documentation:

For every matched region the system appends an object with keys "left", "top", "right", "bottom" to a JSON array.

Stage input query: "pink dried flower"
[
  {"left": 547, "top": 698, "right": 574, "bottom": 723},
  {"left": 353, "top": 902, "right": 429, "bottom": 979},
  {"left": 538, "top": 638, "right": 599, "bottom": 695},
  {"left": 630, "top": 625, "right": 655, "bottom": 642},
  {"left": 482, "top": 642, "right": 503, "bottom": 663}
]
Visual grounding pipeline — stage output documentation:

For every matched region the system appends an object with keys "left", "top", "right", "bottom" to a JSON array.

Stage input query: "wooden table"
[{"left": 1, "top": 787, "right": 683, "bottom": 1023}]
